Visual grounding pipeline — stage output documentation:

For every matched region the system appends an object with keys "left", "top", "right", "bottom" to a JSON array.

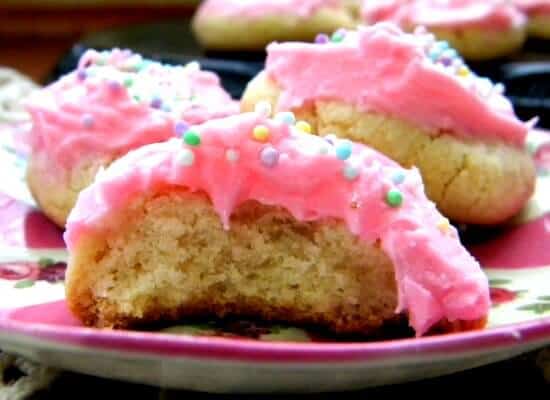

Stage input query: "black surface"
[{"left": 48, "top": 19, "right": 550, "bottom": 127}]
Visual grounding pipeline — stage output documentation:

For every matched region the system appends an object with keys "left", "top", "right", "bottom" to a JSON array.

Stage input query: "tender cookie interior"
[{"left": 66, "top": 190, "right": 401, "bottom": 334}]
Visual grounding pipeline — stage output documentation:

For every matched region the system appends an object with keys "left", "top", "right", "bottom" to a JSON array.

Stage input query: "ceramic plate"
[{"left": 0, "top": 125, "right": 549, "bottom": 393}]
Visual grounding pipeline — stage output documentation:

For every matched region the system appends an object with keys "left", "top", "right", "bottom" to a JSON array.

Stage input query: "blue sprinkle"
[
  {"left": 335, "top": 140, "right": 352, "bottom": 160},
  {"left": 391, "top": 171, "right": 406, "bottom": 185},
  {"left": 437, "top": 41, "right": 450, "bottom": 50},
  {"left": 275, "top": 112, "right": 296, "bottom": 126}
]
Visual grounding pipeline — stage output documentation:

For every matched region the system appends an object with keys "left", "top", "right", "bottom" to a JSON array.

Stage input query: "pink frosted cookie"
[
  {"left": 515, "top": 0, "right": 550, "bottom": 38},
  {"left": 26, "top": 48, "right": 238, "bottom": 227},
  {"left": 361, "top": 0, "right": 528, "bottom": 60},
  {"left": 241, "top": 23, "right": 536, "bottom": 225},
  {"left": 64, "top": 111, "right": 490, "bottom": 336},
  {"left": 192, "top": 0, "right": 356, "bottom": 50}
]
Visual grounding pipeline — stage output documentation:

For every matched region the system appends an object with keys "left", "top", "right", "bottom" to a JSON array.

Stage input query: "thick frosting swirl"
[
  {"left": 27, "top": 49, "right": 238, "bottom": 169},
  {"left": 65, "top": 111, "right": 490, "bottom": 336},
  {"left": 264, "top": 23, "right": 528, "bottom": 147},
  {"left": 362, "top": 0, "right": 527, "bottom": 30},
  {"left": 195, "top": 0, "right": 343, "bottom": 18}
]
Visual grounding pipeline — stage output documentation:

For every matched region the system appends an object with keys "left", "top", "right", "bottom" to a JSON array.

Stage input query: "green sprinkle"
[
  {"left": 386, "top": 189, "right": 403, "bottom": 208},
  {"left": 38, "top": 258, "right": 55, "bottom": 268},
  {"left": 331, "top": 30, "right": 345, "bottom": 43},
  {"left": 14, "top": 279, "right": 35, "bottom": 289},
  {"left": 133, "top": 95, "right": 141, "bottom": 102},
  {"left": 124, "top": 77, "right": 134, "bottom": 88},
  {"left": 183, "top": 130, "right": 201, "bottom": 146}
]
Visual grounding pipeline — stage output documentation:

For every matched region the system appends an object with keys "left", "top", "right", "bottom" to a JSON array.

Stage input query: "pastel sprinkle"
[
  {"left": 275, "top": 112, "right": 296, "bottom": 126},
  {"left": 253, "top": 125, "right": 270, "bottom": 142},
  {"left": 175, "top": 121, "right": 189, "bottom": 135},
  {"left": 183, "top": 129, "right": 201, "bottom": 146},
  {"left": 82, "top": 114, "right": 95, "bottom": 129},
  {"left": 108, "top": 80, "right": 121, "bottom": 92},
  {"left": 226, "top": 149, "right": 240, "bottom": 163},
  {"left": 457, "top": 66, "right": 470, "bottom": 77},
  {"left": 150, "top": 97, "right": 163, "bottom": 109},
  {"left": 295, "top": 121, "right": 312, "bottom": 134},
  {"left": 343, "top": 164, "right": 360, "bottom": 181},
  {"left": 260, "top": 146, "right": 280, "bottom": 168},
  {"left": 76, "top": 69, "right": 87, "bottom": 81},
  {"left": 331, "top": 29, "right": 346, "bottom": 43},
  {"left": 124, "top": 77, "right": 134, "bottom": 88},
  {"left": 254, "top": 101, "right": 272, "bottom": 117},
  {"left": 335, "top": 140, "right": 353, "bottom": 160},
  {"left": 437, "top": 218, "right": 451, "bottom": 234},
  {"left": 386, "top": 189, "right": 403, "bottom": 208},
  {"left": 315, "top": 33, "right": 330, "bottom": 44},
  {"left": 177, "top": 148, "right": 195, "bottom": 166},
  {"left": 391, "top": 171, "right": 406, "bottom": 185}
]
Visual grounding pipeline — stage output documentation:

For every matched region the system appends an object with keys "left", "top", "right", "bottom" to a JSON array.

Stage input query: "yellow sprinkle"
[
  {"left": 457, "top": 66, "right": 470, "bottom": 77},
  {"left": 295, "top": 120, "right": 312, "bottom": 134},
  {"left": 252, "top": 125, "right": 270, "bottom": 142},
  {"left": 437, "top": 219, "right": 451, "bottom": 234}
]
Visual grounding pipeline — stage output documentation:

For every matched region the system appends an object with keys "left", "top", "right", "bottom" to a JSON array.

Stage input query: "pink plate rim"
[{"left": 1, "top": 309, "right": 549, "bottom": 363}]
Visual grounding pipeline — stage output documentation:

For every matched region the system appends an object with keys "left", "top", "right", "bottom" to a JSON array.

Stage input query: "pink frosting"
[
  {"left": 195, "top": 0, "right": 343, "bottom": 18},
  {"left": 64, "top": 112, "right": 490, "bottom": 336},
  {"left": 27, "top": 49, "right": 238, "bottom": 169},
  {"left": 361, "top": 0, "right": 527, "bottom": 30},
  {"left": 264, "top": 24, "right": 528, "bottom": 147},
  {"left": 514, "top": 0, "right": 550, "bottom": 16}
]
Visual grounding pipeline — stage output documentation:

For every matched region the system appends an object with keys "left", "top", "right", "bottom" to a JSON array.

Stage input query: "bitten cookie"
[
  {"left": 26, "top": 48, "right": 238, "bottom": 227},
  {"left": 64, "top": 111, "right": 490, "bottom": 337},
  {"left": 361, "top": 0, "right": 527, "bottom": 60},
  {"left": 241, "top": 24, "right": 536, "bottom": 225},
  {"left": 515, "top": 0, "right": 550, "bottom": 39},
  {"left": 191, "top": 0, "right": 356, "bottom": 51}
]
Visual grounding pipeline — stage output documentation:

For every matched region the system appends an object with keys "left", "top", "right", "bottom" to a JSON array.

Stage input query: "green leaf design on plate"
[
  {"left": 161, "top": 325, "right": 216, "bottom": 336},
  {"left": 489, "top": 279, "right": 511, "bottom": 286},
  {"left": 14, "top": 279, "right": 35, "bottom": 289},
  {"left": 517, "top": 303, "right": 550, "bottom": 315},
  {"left": 538, "top": 296, "right": 550, "bottom": 301},
  {"left": 38, "top": 258, "right": 56, "bottom": 268},
  {"left": 260, "top": 327, "right": 312, "bottom": 342}
]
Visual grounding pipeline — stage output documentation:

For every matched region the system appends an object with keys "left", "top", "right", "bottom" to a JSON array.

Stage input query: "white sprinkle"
[
  {"left": 254, "top": 101, "right": 272, "bottom": 118},
  {"left": 226, "top": 148, "right": 240, "bottom": 163},
  {"left": 177, "top": 148, "right": 195, "bottom": 166},
  {"left": 185, "top": 61, "right": 201, "bottom": 73},
  {"left": 494, "top": 83, "right": 505, "bottom": 95}
]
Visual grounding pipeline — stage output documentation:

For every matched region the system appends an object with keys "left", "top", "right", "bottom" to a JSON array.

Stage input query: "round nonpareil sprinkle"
[
  {"left": 124, "top": 77, "right": 134, "bottom": 88},
  {"left": 391, "top": 171, "right": 406, "bottom": 185},
  {"left": 335, "top": 140, "right": 352, "bottom": 160},
  {"left": 150, "top": 97, "right": 163, "bottom": 109},
  {"left": 331, "top": 29, "right": 346, "bottom": 43},
  {"left": 183, "top": 129, "right": 201, "bottom": 146},
  {"left": 386, "top": 189, "right": 403, "bottom": 208},
  {"left": 260, "top": 146, "right": 280, "bottom": 168},
  {"left": 82, "top": 114, "right": 95, "bottom": 129},
  {"left": 275, "top": 112, "right": 296, "bottom": 126},
  {"left": 177, "top": 148, "right": 195, "bottom": 166},
  {"left": 295, "top": 121, "right": 312, "bottom": 134},
  {"left": 437, "top": 219, "right": 451, "bottom": 234},
  {"left": 175, "top": 121, "right": 189, "bottom": 136},
  {"left": 76, "top": 69, "right": 87, "bottom": 81},
  {"left": 253, "top": 125, "right": 270, "bottom": 142},
  {"left": 315, "top": 33, "right": 330, "bottom": 44}
]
